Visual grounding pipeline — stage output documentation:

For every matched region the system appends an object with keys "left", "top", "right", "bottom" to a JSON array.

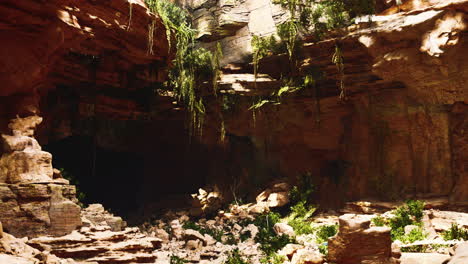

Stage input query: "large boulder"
[
  {"left": 446, "top": 242, "right": 468, "bottom": 264},
  {"left": 328, "top": 214, "right": 400, "bottom": 264}
]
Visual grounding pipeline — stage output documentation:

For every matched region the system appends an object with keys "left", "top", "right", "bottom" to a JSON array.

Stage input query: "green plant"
[
  {"left": 60, "top": 168, "right": 87, "bottom": 207},
  {"left": 315, "top": 224, "right": 338, "bottom": 255},
  {"left": 251, "top": 35, "right": 282, "bottom": 80},
  {"left": 260, "top": 253, "right": 286, "bottom": 264},
  {"left": 145, "top": 0, "right": 217, "bottom": 137},
  {"left": 170, "top": 255, "right": 187, "bottom": 264},
  {"left": 372, "top": 215, "right": 387, "bottom": 227},
  {"left": 331, "top": 44, "right": 345, "bottom": 100},
  {"left": 443, "top": 223, "right": 468, "bottom": 241},
  {"left": 240, "top": 230, "right": 252, "bottom": 242},
  {"left": 389, "top": 200, "right": 425, "bottom": 241},
  {"left": 252, "top": 212, "right": 295, "bottom": 256},
  {"left": 224, "top": 248, "right": 250, "bottom": 264},
  {"left": 182, "top": 221, "right": 224, "bottom": 242}
]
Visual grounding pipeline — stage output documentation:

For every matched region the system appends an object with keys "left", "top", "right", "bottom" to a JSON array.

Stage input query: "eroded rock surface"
[{"left": 328, "top": 214, "right": 400, "bottom": 264}]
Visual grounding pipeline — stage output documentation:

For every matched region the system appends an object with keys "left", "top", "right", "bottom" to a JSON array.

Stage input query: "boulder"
[
  {"left": 290, "top": 248, "right": 323, "bottom": 264},
  {"left": 328, "top": 214, "right": 400, "bottom": 264},
  {"left": 267, "top": 192, "right": 290, "bottom": 207},
  {"left": 400, "top": 253, "right": 450, "bottom": 264},
  {"left": 274, "top": 223, "right": 295, "bottom": 237},
  {"left": 278, "top": 244, "right": 304, "bottom": 260},
  {"left": 446, "top": 242, "right": 468, "bottom": 264},
  {"left": 81, "top": 204, "right": 126, "bottom": 232}
]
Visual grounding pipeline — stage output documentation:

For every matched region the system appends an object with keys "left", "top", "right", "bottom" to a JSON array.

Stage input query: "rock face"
[
  {"left": 328, "top": 214, "right": 400, "bottom": 264},
  {"left": 201, "top": 0, "right": 468, "bottom": 207},
  {"left": 0, "top": 116, "right": 82, "bottom": 238},
  {"left": 184, "top": 0, "right": 288, "bottom": 64},
  {"left": 0, "top": 0, "right": 170, "bottom": 237}
]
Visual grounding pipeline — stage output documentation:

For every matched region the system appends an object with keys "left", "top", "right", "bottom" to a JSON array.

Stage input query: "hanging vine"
[
  {"left": 145, "top": 0, "right": 219, "bottom": 137},
  {"left": 332, "top": 43, "right": 346, "bottom": 101}
]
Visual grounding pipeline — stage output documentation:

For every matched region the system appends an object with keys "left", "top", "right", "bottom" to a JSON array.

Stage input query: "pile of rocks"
[{"left": 189, "top": 186, "right": 224, "bottom": 216}]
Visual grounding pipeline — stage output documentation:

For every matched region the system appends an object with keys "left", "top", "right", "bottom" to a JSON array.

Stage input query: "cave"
[
  {"left": 0, "top": 0, "right": 467, "bottom": 263},
  {"left": 44, "top": 136, "right": 145, "bottom": 218}
]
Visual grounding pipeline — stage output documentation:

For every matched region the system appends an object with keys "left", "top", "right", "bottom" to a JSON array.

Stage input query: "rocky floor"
[{"left": 1, "top": 189, "right": 467, "bottom": 264}]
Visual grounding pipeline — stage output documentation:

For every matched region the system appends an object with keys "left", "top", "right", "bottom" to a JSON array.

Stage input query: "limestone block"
[
  {"left": 0, "top": 150, "right": 53, "bottom": 184},
  {"left": 2, "top": 135, "right": 40, "bottom": 152},
  {"left": 328, "top": 214, "right": 397, "bottom": 264},
  {"left": 290, "top": 248, "right": 324, "bottom": 264}
]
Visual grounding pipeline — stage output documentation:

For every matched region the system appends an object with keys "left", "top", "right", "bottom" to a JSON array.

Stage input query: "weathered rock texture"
[
  {"left": 0, "top": 0, "right": 170, "bottom": 236},
  {"left": 328, "top": 214, "right": 400, "bottom": 264},
  {"left": 0, "top": 115, "right": 82, "bottom": 238},
  {"left": 201, "top": 0, "right": 468, "bottom": 207}
]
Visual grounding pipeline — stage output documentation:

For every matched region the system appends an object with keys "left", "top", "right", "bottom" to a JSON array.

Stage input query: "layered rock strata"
[
  {"left": 0, "top": 0, "right": 170, "bottom": 237},
  {"left": 328, "top": 214, "right": 400, "bottom": 264},
  {"left": 0, "top": 116, "right": 81, "bottom": 238}
]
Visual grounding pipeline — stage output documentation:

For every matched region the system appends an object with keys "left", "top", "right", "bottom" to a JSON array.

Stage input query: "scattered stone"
[
  {"left": 278, "top": 244, "right": 304, "bottom": 260},
  {"left": 274, "top": 222, "right": 295, "bottom": 237},
  {"left": 328, "top": 214, "right": 399, "bottom": 264},
  {"left": 404, "top": 225, "right": 419, "bottom": 235},
  {"left": 290, "top": 248, "right": 323, "bottom": 264},
  {"left": 400, "top": 253, "right": 450, "bottom": 264},
  {"left": 81, "top": 204, "right": 126, "bottom": 232},
  {"left": 446, "top": 242, "right": 468, "bottom": 264}
]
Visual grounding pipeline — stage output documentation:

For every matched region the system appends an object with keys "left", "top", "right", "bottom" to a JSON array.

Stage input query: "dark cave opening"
[
  {"left": 44, "top": 136, "right": 145, "bottom": 218},
  {"left": 43, "top": 133, "right": 213, "bottom": 222}
]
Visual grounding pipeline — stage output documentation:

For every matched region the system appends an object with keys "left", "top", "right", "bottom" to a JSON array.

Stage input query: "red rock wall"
[{"left": 0, "top": 0, "right": 171, "bottom": 236}]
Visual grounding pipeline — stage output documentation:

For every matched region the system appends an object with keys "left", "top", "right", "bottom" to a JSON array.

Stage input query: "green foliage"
[
  {"left": 252, "top": 212, "right": 295, "bottom": 256},
  {"left": 145, "top": 0, "right": 218, "bottom": 136},
  {"left": 260, "top": 253, "right": 286, "bottom": 264},
  {"left": 315, "top": 224, "right": 338, "bottom": 255},
  {"left": 240, "top": 230, "right": 252, "bottom": 242},
  {"left": 182, "top": 221, "right": 224, "bottom": 242},
  {"left": 251, "top": 35, "right": 283, "bottom": 80},
  {"left": 315, "top": 224, "right": 338, "bottom": 243},
  {"left": 389, "top": 200, "right": 425, "bottom": 241},
  {"left": 60, "top": 168, "right": 86, "bottom": 207},
  {"left": 286, "top": 173, "right": 317, "bottom": 235},
  {"left": 443, "top": 223, "right": 468, "bottom": 241},
  {"left": 332, "top": 44, "right": 346, "bottom": 100},
  {"left": 403, "top": 227, "right": 427, "bottom": 243},
  {"left": 289, "top": 172, "right": 315, "bottom": 205},
  {"left": 372, "top": 215, "right": 387, "bottom": 227},
  {"left": 170, "top": 255, "right": 187, "bottom": 264},
  {"left": 224, "top": 248, "right": 251, "bottom": 264}
]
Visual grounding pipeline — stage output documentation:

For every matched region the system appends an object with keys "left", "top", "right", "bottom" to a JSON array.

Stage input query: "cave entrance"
[
  {"left": 44, "top": 136, "right": 145, "bottom": 218},
  {"left": 43, "top": 132, "right": 212, "bottom": 223}
]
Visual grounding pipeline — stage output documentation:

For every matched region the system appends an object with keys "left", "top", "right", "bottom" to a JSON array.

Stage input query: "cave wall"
[
  {"left": 194, "top": 0, "right": 468, "bottom": 207},
  {"left": 0, "top": 0, "right": 467, "bottom": 238},
  {"left": 0, "top": 0, "right": 171, "bottom": 236}
]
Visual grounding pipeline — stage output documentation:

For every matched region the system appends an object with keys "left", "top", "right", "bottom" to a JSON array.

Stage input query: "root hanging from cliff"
[
  {"left": 127, "top": 1, "right": 133, "bottom": 31},
  {"left": 147, "top": 20, "right": 155, "bottom": 55},
  {"left": 332, "top": 44, "right": 346, "bottom": 101}
]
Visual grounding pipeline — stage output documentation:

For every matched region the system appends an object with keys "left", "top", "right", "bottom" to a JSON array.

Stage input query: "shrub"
[
  {"left": 60, "top": 168, "right": 87, "bottom": 207},
  {"left": 225, "top": 248, "right": 250, "bottom": 264},
  {"left": 182, "top": 221, "right": 224, "bottom": 242},
  {"left": 252, "top": 212, "right": 295, "bottom": 256},
  {"left": 315, "top": 224, "right": 338, "bottom": 255},
  {"left": 404, "top": 227, "right": 427, "bottom": 243},
  {"left": 389, "top": 200, "right": 425, "bottom": 240},
  {"left": 170, "top": 255, "right": 187, "bottom": 264},
  {"left": 443, "top": 223, "right": 468, "bottom": 241},
  {"left": 372, "top": 215, "right": 387, "bottom": 227},
  {"left": 260, "top": 253, "right": 286, "bottom": 264}
]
